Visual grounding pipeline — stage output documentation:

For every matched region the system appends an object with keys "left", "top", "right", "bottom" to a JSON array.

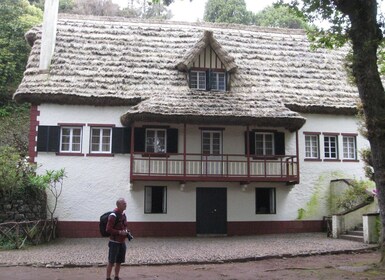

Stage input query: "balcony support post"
[
  {"left": 183, "top": 123, "right": 187, "bottom": 180},
  {"left": 246, "top": 125, "right": 250, "bottom": 180},
  {"left": 130, "top": 122, "right": 135, "bottom": 183},
  {"left": 296, "top": 130, "right": 300, "bottom": 181}
]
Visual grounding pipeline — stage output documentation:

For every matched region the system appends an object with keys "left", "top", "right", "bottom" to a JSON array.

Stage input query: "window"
[
  {"left": 145, "top": 186, "right": 167, "bottom": 214},
  {"left": 255, "top": 132, "right": 274, "bottom": 156},
  {"left": 146, "top": 129, "right": 166, "bottom": 153},
  {"left": 305, "top": 134, "right": 319, "bottom": 159},
  {"left": 211, "top": 72, "right": 225, "bottom": 91},
  {"left": 255, "top": 188, "right": 276, "bottom": 214},
  {"left": 324, "top": 135, "right": 338, "bottom": 159},
  {"left": 60, "top": 127, "right": 82, "bottom": 152},
  {"left": 190, "top": 71, "right": 206, "bottom": 90},
  {"left": 202, "top": 131, "right": 222, "bottom": 155},
  {"left": 91, "top": 127, "right": 112, "bottom": 153},
  {"left": 343, "top": 135, "right": 357, "bottom": 160}
]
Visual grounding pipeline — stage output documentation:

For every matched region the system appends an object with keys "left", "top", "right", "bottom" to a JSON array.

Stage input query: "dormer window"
[
  {"left": 176, "top": 30, "right": 238, "bottom": 92},
  {"left": 190, "top": 69, "right": 227, "bottom": 91},
  {"left": 211, "top": 71, "right": 226, "bottom": 91},
  {"left": 190, "top": 71, "right": 206, "bottom": 90}
]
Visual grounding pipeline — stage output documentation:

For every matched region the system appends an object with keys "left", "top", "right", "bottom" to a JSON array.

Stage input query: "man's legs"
[
  {"left": 114, "top": 263, "right": 121, "bottom": 278},
  {"left": 106, "top": 262, "right": 114, "bottom": 279}
]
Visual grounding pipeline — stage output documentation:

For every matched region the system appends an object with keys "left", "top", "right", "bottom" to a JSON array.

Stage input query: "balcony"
[{"left": 131, "top": 153, "right": 299, "bottom": 183}]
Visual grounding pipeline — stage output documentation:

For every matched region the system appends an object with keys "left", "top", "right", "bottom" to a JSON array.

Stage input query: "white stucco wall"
[{"left": 36, "top": 105, "right": 369, "bottom": 223}]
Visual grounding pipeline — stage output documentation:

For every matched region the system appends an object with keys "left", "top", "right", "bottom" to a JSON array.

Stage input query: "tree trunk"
[{"left": 334, "top": 0, "right": 385, "bottom": 265}]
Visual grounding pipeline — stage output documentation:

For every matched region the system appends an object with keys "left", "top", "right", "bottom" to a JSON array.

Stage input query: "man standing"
[{"left": 106, "top": 198, "right": 128, "bottom": 280}]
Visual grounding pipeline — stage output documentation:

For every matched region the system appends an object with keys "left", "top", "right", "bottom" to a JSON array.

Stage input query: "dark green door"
[{"left": 196, "top": 188, "right": 227, "bottom": 235}]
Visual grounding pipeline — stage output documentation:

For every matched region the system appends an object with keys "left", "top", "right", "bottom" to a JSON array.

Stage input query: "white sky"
[{"left": 112, "top": 0, "right": 277, "bottom": 21}]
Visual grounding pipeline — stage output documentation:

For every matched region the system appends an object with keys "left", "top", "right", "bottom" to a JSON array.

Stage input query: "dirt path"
[{"left": 1, "top": 251, "right": 384, "bottom": 280}]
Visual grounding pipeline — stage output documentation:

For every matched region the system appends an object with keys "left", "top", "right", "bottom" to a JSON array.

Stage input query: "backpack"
[{"left": 99, "top": 211, "right": 121, "bottom": 237}]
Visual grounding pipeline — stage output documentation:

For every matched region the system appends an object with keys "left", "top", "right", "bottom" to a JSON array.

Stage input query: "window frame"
[
  {"left": 190, "top": 70, "right": 206, "bottom": 90},
  {"left": 144, "top": 186, "right": 167, "bottom": 214},
  {"left": 60, "top": 126, "right": 83, "bottom": 153},
  {"left": 255, "top": 187, "right": 276, "bottom": 214},
  {"left": 202, "top": 130, "right": 223, "bottom": 155},
  {"left": 210, "top": 71, "right": 226, "bottom": 91},
  {"left": 342, "top": 134, "right": 357, "bottom": 161},
  {"left": 304, "top": 132, "right": 320, "bottom": 160},
  {"left": 323, "top": 133, "right": 339, "bottom": 160},
  {"left": 254, "top": 132, "right": 275, "bottom": 156},
  {"left": 90, "top": 127, "right": 113, "bottom": 154},
  {"left": 145, "top": 128, "right": 167, "bottom": 154}
]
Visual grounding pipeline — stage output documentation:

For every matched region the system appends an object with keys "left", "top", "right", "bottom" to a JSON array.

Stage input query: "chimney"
[{"left": 39, "top": 0, "right": 59, "bottom": 72}]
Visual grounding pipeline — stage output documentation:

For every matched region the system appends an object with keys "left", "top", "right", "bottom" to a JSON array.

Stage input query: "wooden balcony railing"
[{"left": 131, "top": 153, "right": 299, "bottom": 183}]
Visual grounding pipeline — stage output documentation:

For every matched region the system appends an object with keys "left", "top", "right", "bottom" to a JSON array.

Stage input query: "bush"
[
  {"left": 0, "top": 146, "right": 35, "bottom": 197},
  {"left": 335, "top": 180, "right": 373, "bottom": 211}
]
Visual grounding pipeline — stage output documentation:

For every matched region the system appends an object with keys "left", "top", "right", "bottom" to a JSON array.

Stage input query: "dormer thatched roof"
[{"left": 14, "top": 15, "right": 360, "bottom": 131}]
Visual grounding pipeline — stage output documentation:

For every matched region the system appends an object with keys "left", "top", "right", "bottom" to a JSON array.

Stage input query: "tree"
[
  {"left": 204, "top": 0, "right": 253, "bottom": 25},
  {"left": 285, "top": 0, "right": 385, "bottom": 265},
  {"left": 71, "top": 0, "right": 120, "bottom": 16},
  {"left": 0, "top": 0, "right": 43, "bottom": 105},
  {"left": 253, "top": 5, "right": 308, "bottom": 29}
]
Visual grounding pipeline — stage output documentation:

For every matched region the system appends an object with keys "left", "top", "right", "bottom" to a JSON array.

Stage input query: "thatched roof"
[{"left": 14, "top": 15, "right": 360, "bottom": 130}]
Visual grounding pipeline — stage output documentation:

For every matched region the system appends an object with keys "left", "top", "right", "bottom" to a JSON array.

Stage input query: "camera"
[{"left": 126, "top": 231, "right": 134, "bottom": 241}]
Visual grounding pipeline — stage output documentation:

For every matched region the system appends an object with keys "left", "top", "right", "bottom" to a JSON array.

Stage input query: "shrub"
[{"left": 335, "top": 180, "right": 373, "bottom": 211}]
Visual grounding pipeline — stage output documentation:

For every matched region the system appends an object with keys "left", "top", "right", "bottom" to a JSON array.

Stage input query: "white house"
[{"left": 13, "top": 9, "right": 369, "bottom": 237}]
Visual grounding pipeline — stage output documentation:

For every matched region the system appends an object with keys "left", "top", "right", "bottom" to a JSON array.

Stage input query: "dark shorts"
[{"left": 108, "top": 241, "right": 126, "bottom": 264}]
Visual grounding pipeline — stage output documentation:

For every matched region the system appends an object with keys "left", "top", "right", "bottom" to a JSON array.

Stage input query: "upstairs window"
[
  {"left": 190, "top": 71, "right": 206, "bottom": 90},
  {"left": 190, "top": 69, "right": 227, "bottom": 91},
  {"left": 91, "top": 127, "right": 112, "bottom": 153},
  {"left": 60, "top": 127, "right": 82, "bottom": 153},
  {"left": 305, "top": 134, "right": 319, "bottom": 159},
  {"left": 255, "top": 132, "right": 274, "bottom": 156},
  {"left": 324, "top": 134, "right": 338, "bottom": 159},
  {"left": 343, "top": 135, "right": 357, "bottom": 160},
  {"left": 146, "top": 129, "right": 166, "bottom": 153},
  {"left": 211, "top": 72, "right": 225, "bottom": 91}
]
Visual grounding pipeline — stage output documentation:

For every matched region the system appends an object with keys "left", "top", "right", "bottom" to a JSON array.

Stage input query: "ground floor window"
[
  {"left": 145, "top": 186, "right": 167, "bottom": 214},
  {"left": 255, "top": 188, "right": 276, "bottom": 214}
]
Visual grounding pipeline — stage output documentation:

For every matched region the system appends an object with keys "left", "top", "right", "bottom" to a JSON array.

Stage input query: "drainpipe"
[{"left": 39, "top": 0, "right": 59, "bottom": 72}]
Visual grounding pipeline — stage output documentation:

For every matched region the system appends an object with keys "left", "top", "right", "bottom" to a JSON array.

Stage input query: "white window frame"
[
  {"left": 255, "top": 188, "right": 276, "bottom": 214},
  {"left": 343, "top": 135, "right": 357, "bottom": 160},
  {"left": 190, "top": 71, "right": 206, "bottom": 90},
  {"left": 305, "top": 134, "right": 319, "bottom": 159},
  {"left": 255, "top": 132, "right": 275, "bottom": 156},
  {"left": 211, "top": 72, "right": 226, "bottom": 91},
  {"left": 324, "top": 135, "right": 338, "bottom": 159},
  {"left": 60, "top": 126, "right": 82, "bottom": 153},
  {"left": 202, "top": 130, "right": 222, "bottom": 155},
  {"left": 90, "top": 127, "right": 112, "bottom": 153},
  {"left": 144, "top": 186, "right": 167, "bottom": 214},
  {"left": 145, "top": 128, "right": 167, "bottom": 153}
]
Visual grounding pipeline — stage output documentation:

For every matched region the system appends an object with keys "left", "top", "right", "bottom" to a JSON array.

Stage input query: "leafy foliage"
[
  {"left": 29, "top": 169, "right": 66, "bottom": 221},
  {"left": 0, "top": 0, "right": 42, "bottom": 105},
  {"left": 0, "top": 103, "right": 30, "bottom": 154},
  {"left": 253, "top": 5, "right": 309, "bottom": 29},
  {"left": 335, "top": 180, "right": 373, "bottom": 211},
  {"left": 204, "top": 0, "right": 253, "bottom": 25},
  {"left": 0, "top": 146, "right": 36, "bottom": 197}
]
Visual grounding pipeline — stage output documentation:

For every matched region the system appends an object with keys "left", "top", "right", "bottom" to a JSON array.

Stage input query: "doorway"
[{"left": 196, "top": 188, "right": 227, "bottom": 235}]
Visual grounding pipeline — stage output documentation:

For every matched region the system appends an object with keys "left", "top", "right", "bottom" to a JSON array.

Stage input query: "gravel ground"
[{"left": 0, "top": 233, "right": 378, "bottom": 267}]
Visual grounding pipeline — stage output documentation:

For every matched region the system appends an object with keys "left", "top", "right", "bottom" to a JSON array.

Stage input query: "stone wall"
[{"left": 0, "top": 188, "right": 47, "bottom": 223}]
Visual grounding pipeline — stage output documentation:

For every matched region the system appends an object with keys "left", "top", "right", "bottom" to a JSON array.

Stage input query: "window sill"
[
  {"left": 87, "top": 153, "right": 114, "bottom": 157},
  {"left": 323, "top": 159, "right": 341, "bottom": 162},
  {"left": 304, "top": 158, "right": 322, "bottom": 162},
  {"left": 342, "top": 159, "right": 359, "bottom": 162},
  {"left": 56, "top": 152, "right": 84, "bottom": 156}
]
